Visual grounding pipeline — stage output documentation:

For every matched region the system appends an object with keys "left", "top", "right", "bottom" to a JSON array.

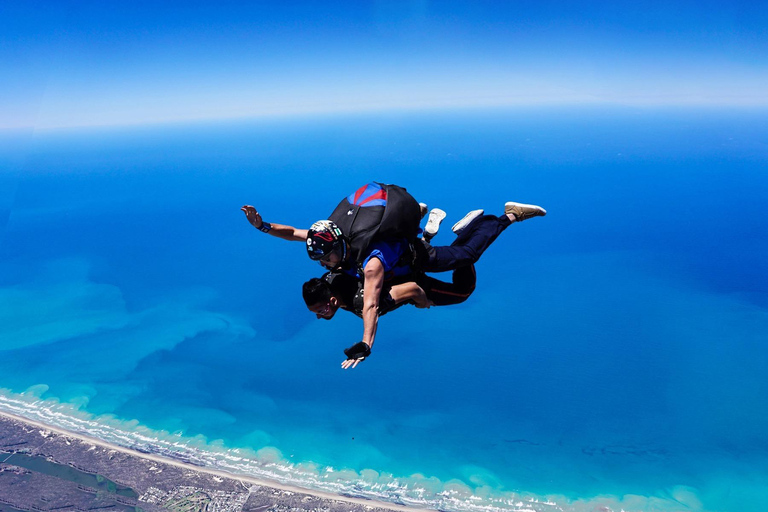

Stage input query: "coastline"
[{"left": 0, "top": 409, "right": 428, "bottom": 512}]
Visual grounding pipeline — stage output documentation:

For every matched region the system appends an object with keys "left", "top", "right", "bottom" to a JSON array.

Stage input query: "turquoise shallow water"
[{"left": 1, "top": 108, "right": 767, "bottom": 511}]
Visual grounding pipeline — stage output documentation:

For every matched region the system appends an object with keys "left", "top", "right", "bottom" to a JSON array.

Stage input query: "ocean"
[{"left": 1, "top": 107, "right": 767, "bottom": 511}]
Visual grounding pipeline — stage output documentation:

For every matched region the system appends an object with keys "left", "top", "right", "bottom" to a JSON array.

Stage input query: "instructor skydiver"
[{"left": 301, "top": 207, "right": 493, "bottom": 320}]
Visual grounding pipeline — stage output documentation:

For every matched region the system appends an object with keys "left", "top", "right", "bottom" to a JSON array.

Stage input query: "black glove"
[{"left": 344, "top": 341, "right": 371, "bottom": 360}]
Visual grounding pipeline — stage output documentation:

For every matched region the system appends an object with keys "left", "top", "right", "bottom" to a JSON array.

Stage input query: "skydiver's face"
[
  {"left": 308, "top": 297, "right": 340, "bottom": 320},
  {"left": 319, "top": 250, "right": 342, "bottom": 269}
]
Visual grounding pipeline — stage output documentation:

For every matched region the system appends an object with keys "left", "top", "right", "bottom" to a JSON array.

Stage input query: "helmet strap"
[{"left": 340, "top": 238, "right": 348, "bottom": 263}]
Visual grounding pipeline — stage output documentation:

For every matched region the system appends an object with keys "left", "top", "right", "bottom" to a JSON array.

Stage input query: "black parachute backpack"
[{"left": 328, "top": 182, "right": 422, "bottom": 265}]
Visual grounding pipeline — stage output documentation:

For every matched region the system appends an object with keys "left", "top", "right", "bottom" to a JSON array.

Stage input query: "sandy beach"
[{"left": 0, "top": 409, "right": 428, "bottom": 512}]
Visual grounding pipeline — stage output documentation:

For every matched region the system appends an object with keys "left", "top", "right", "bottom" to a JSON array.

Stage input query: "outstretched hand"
[
  {"left": 341, "top": 357, "right": 365, "bottom": 369},
  {"left": 241, "top": 205, "right": 263, "bottom": 228},
  {"left": 342, "top": 341, "right": 371, "bottom": 369}
]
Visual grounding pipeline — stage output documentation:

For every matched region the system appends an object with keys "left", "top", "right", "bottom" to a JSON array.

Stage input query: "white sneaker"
[
  {"left": 419, "top": 202, "right": 428, "bottom": 219},
  {"left": 451, "top": 209, "right": 484, "bottom": 235},
  {"left": 424, "top": 208, "right": 446, "bottom": 240}
]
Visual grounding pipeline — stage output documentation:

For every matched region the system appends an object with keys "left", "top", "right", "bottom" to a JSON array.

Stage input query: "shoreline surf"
[
  {"left": 0, "top": 395, "right": 720, "bottom": 512},
  {"left": 0, "top": 408, "right": 429, "bottom": 512}
]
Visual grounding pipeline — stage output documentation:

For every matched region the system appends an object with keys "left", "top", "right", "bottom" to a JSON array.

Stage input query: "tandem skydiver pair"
[{"left": 241, "top": 182, "right": 546, "bottom": 369}]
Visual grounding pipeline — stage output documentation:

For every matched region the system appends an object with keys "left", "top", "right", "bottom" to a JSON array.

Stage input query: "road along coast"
[{"left": 0, "top": 410, "right": 428, "bottom": 512}]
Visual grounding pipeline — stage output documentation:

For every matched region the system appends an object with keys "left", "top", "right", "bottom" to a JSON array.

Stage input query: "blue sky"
[{"left": 3, "top": 0, "right": 767, "bottom": 129}]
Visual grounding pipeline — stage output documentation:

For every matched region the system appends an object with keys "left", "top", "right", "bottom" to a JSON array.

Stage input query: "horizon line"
[{"left": 4, "top": 97, "right": 768, "bottom": 134}]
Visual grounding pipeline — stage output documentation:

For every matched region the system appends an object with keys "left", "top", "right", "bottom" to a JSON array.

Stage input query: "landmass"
[{"left": 0, "top": 411, "right": 422, "bottom": 512}]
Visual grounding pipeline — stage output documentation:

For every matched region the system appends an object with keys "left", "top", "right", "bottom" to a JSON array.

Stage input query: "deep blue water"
[{"left": 1, "top": 108, "right": 767, "bottom": 511}]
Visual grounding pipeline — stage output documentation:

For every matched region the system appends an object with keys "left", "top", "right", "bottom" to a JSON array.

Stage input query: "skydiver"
[{"left": 241, "top": 201, "right": 545, "bottom": 369}]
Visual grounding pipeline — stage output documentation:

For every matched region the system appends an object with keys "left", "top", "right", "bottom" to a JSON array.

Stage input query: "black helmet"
[{"left": 306, "top": 220, "right": 347, "bottom": 262}]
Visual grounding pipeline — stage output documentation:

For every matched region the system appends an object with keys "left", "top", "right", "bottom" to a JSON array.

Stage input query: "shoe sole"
[
  {"left": 452, "top": 209, "right": 484, "bottom": 234},
  {"left": 424, "top": 208, "right": 446, "bottom": 236}
]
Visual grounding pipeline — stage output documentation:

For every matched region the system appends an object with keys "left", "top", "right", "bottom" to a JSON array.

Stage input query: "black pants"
[
  {"left": 412, "top": 214, "right": 510, "bottom": 306},
  {"left": 418, "top": 265, "right": 476, "bottom": 306},
  {"left": 417, "top": 214, "right": 511, "bottom": 273}
]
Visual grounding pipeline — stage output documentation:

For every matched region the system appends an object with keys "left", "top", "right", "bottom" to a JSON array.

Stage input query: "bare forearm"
[
  {"left": 389, "top": 282, "right": 429, "bottom": 307},
  {"left": 340, "top": 259, "right": 383, "bottom": 370},
  {"left": 362, "top": 302, "right": 379, "bottom": 348},
  {"left": 362, "top": 260, "right": 384, "bottom": 348},
  {"left": 241, "top": 205, "right": 307, "bottom": 241},
  {"left": 265, "top": 223, "right": 308, "bottom": 242}
]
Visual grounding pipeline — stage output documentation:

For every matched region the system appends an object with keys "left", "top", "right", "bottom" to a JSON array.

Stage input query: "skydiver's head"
[
  {"left": 306, "top": 220, "right": 348, "bottom": 270},
  {"left": 302, "top": 277, "right": 341, "bottom": 320}
]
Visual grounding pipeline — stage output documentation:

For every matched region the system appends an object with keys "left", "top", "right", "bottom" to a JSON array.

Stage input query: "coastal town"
[{"left": 0, "top": 414, "right": 410, "bottom": 512}]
